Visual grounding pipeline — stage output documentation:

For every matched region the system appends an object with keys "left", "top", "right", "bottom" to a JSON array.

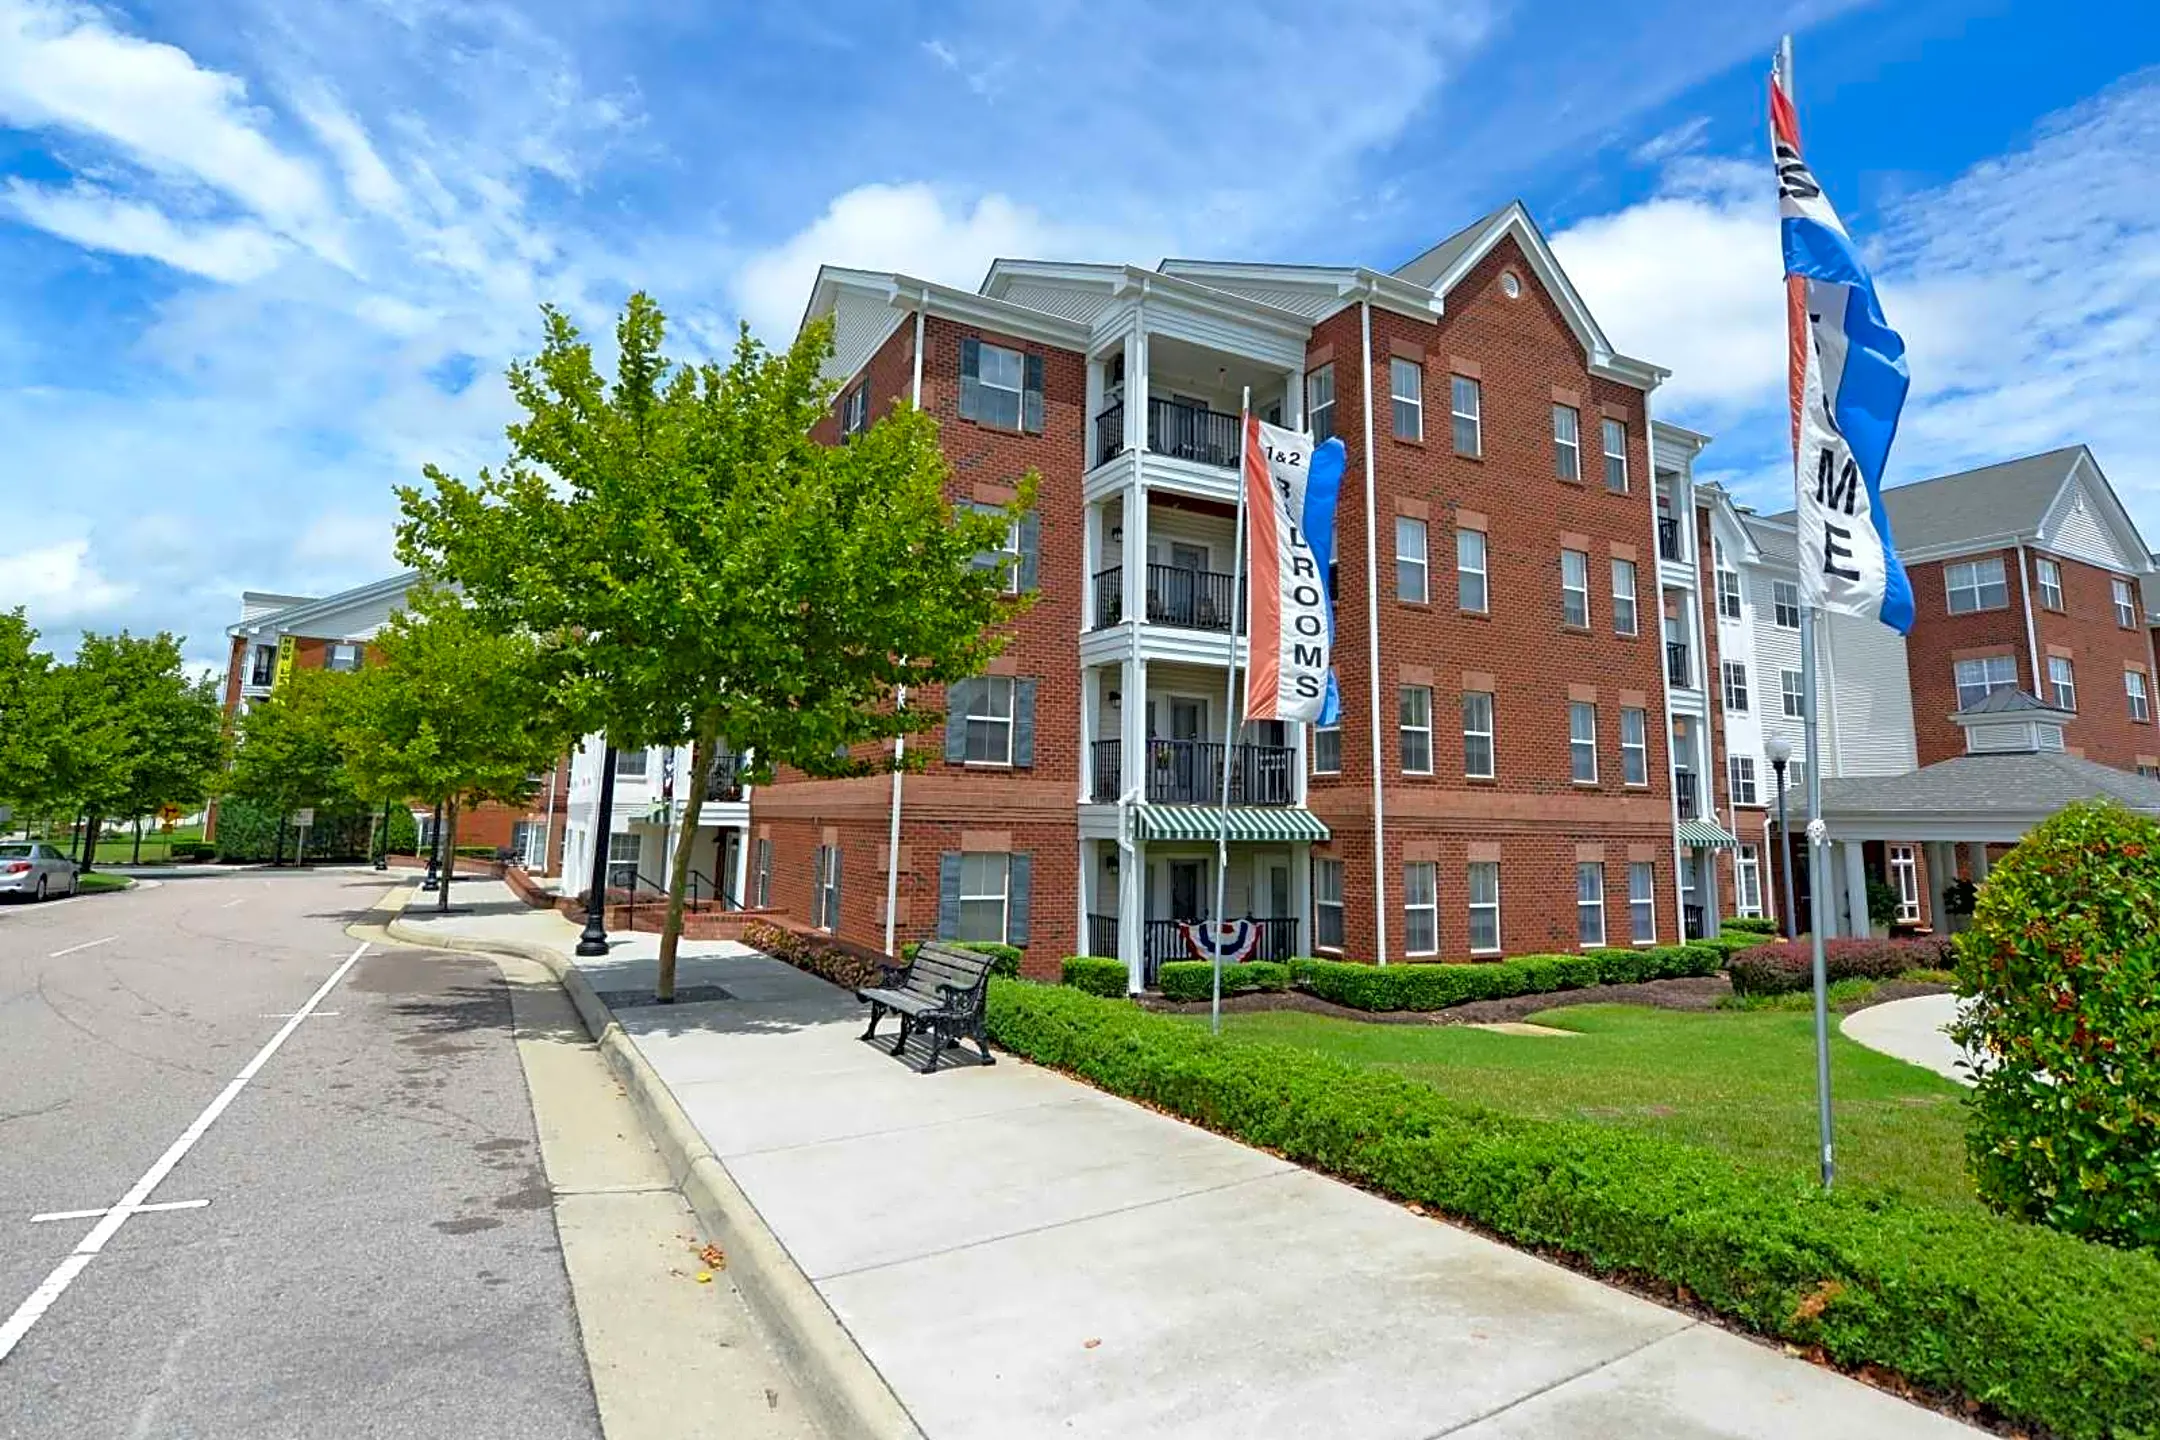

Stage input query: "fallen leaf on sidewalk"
[
  {"left": 1083, "top": 1338, "right": 1100, "bottom": 1349},
  {"left": 699, "top": 1242, "right": 727, "bottom": 1270},
  {"left": 696, "top": 1271, "right": 714, "bottom": 1284}
]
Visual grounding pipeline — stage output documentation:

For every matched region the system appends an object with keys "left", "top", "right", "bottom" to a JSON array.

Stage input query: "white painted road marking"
[
  {"left": 258, "top": 1011, "right": 338, "bottom": 1019},
  {"left": 0, "top": 939, "right": 370, "bottom": 1366},
  {"left": 220, "top": 897, "right": 246, "bottom": 908},
  {"left": 30, "top": 1200, "right": 210, "bottom": 1225},
  {"left": 47, "top": 936, "right": 115, "bottom": 959}
]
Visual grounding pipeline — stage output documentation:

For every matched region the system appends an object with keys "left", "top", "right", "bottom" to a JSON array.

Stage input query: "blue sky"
[{"left": 2, "top": 0, "right": 2157, "bottom": 671}]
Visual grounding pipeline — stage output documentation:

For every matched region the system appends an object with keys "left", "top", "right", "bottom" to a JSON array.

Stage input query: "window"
[
  {"left": 1561, "top": 548, "right": 1589, "bottom": 628},
  {"left": 1395, "top": 516, "right": 1429, "bottom": 603},
  {"left": 1620, "top": 707, "right": 1648, "bottom": 785},
  {"left": 1553, "top": 404, "right": 1580, "bottom": 481},
  {"left": 1945, "top": 556, "right": 2008, "bottom": 614},
  {"left": 812, "top": 845, "right": 840, "bottom": 929},
  {"left": 1402, "top": 862, "right": 1438, "bottom": 955},
  {"left": 1467, "top": 861, "right": 1501, "bottom": 954},
  {"left": 1389, "top": 357, "right": 1423, "bottom": 441},
  {"left": 840, "top": 381, "right": 870, "bottom": 438},
  {"left": 606, "top": 832, "right": 642, "bottom": 891},
  {"left": 968, "top": 503, "right": 1024, "bottom": 595},
  {"left": 964, "top": 676, "right": 1016, "bottom": 764},
  {"left": 1313, "top": 858, "right": 1344, "bottom": 949},
  {"left": 2129, "top": 669, "right": 2152, "bottom": 724},
  {"left": 1457, "top": 529, "right": 1488, "bottom": 613},
  {"left": 754, "top": 837, "right": 773, "bottom": 907},
  {"left": 248, "top": 644, "right": 276, "bottom": 686},
  {"left": 957, "top": 852, "right": 1010, "bottom": 943},
  {"left": 1721, "top": 661, "right": 1750, "bottom": 714},
  {"left": 615, "top": 748, "right": 649, "bottom": 778},
  {"left": 1601, "top": 418, "right": 1629, "bottom": 493},
  {"left": 325, "top": 642, "right": 362, "bottom": 673},
  {"left": 1462, "top": 691, "right": 1495, "bottom": 779},
  {"left": 1306, "top": 364, "right": 1336, "bottom": 443},
  {"left": 1954, "top": 655, "right": 2018, "bottom": 712},
  {"left": 958, "top": 338, "right": 1039, "bottom": 431},
  {"left": 1772, "top": 580, "right": 1802, "bottom": 630},
  {"left": 1781, "top": 669, "right": 1807, "bottom": 719},
  {"left": 1399, "top": 686, "right": 1434, "bottom": 774},
  {"left": 1449, "top": 375, "right": 1481, "bottom": 456},
  {"left": 1569, "top": 701, "right": 1597, "bottom": 783},
  {"left": 2115, "top": 578, "right": 2138, "bottom": 629},
  {"left": 2035, "top": 556, "right": 2063, "bottom": 610},
  {"left": 2049, "top": 655, "right": 2078, "bottom": 711},
  {"left": 1628, "top": 861, "right": 1656, "bottom": 943},
  {"left": 1577, "top": 862, "right": 1607, "bottom": 947},
  {"left": 1728, "top": 754, "right": 1758, "bottom": 806},
  {"left": 1888, "top": 845, "right": 1920, "bottom": 923},
  {"left": 1717, "top": 568, "right": 1742, "bottom": 621},
  {"left": 1312, "top": 724, "right": 1341, "bottom": 774},
  {"left": 1737, "top": 846, "right": 1764, "bottom": 918},
  {"left": 1612, "top": 558, "right": 1638, "bottom": 636}
]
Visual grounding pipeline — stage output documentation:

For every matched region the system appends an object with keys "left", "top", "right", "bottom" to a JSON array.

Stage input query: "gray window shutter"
[
  {"left": 1018, "top": 510, "right": 1041, "bottom": 591},
  {"left": 1022, "top": 352, "right": 1045, "bottom": 432},
  {"left": 1013, "top": 678, "right": 1037, "bottom": 768},
  {"left": 938, "top": 852, "right": 962, "bottom": 939},
  {"left": 944, "top": 679, "right": 972, "bottom": 763},
  {"left": 959, "top": 336, "right": 982, "bottom": 421},
  {"left": 1008, "top": 853, "right": 1032, "bottom": 946}
]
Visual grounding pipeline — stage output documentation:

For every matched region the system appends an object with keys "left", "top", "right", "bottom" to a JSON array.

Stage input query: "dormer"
[{"left": 1952, "top": 688, "right": 2071, "bottom": 755}]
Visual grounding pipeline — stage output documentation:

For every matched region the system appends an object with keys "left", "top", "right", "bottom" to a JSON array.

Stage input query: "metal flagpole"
[
  {"left": 1780, "top": 32, "right": 1837, "bottom": 1190},
  {"left": 1210, "top": 387, "right": 1253, "bottom": 1036}
]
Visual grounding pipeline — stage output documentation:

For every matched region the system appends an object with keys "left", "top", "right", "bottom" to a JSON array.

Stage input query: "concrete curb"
[{"left": 384, "top": 908, "right": 924, "bottom": 1440}]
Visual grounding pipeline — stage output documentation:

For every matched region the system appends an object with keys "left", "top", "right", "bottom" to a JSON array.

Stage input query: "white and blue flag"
[{"left": 1772, "top": 72, "right": 1914, "bottom": 635}]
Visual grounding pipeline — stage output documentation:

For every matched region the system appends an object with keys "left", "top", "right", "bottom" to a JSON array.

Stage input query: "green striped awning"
[
  {"left": 1676, "top": 818, "right": 1739, "bottom": 849},
  {"left": 1133, "top": 805, "right": 1331, "bottom": 843}
]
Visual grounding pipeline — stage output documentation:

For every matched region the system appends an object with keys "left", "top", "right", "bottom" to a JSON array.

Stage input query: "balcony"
[
  {"left": 1094, "top": 397, "right": 1242, "bottom": 470},
  {"left": 1090, "top": 738, "right": 1296, "bottom": 805},
  {"left": 1675, "top": 772, "right": 1699, "bottom": 820},
  {"left": 1658, "top": 515, "right": 1683, "bottom": 562},
  {"left": 1086, "top": 915, "right": 1301, "bottom": 987},
  {"left": 705, "top": 754, "right": 747, "bottom": 803},
  {"left": 1090, "top": 564, "right": 1243, "bottom": 633},
  {"left": 1666, "top": 641, "right": 1692, "bottom": 689}
]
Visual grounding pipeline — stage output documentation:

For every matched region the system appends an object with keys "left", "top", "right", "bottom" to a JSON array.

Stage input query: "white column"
[
  {"left": 1703, "top": 847, "right": 1723, "bottom": 934},
  {"left": 1125, "top": 324, "right": 1149, "bottom": 453},
  {"left": 1079, "top": 665, "right": 1101, "bottom": 803},
  {"left": 1119, "top": 839, "right": 1146, "bottom": 992},
  {"left": 1120, "top": 656, "right": 1148, "bottom": 792},
  {"left": 1924, "top": 841, "right": 1956, "bottom": 930},
  {"left": 1290, "top": 841, "right": 1312, "bottom": 956},
  {"left": 1285, "top": 369, "right": 1303, "bottom": 430},
  {"left": 1124, "top": 481, "right": 1149, "bottom": 631},
  {"left": 1965, "top": 840, "right": 1991, "bottom": 885},
  {"left": 1842, "top": 840, "right": 1871, "bottom": 939}
]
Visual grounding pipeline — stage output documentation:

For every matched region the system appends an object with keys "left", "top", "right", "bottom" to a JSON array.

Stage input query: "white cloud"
[
  {"left": 1631, "top": 115, "right": 1710, "bottom": 165},
  {"left": 2, "top": 177, "right": 286, "bottom": 281},
  {"left": 0, "top": 537, "right": 132, "bottom": 621},
  {"left": 292, "top": 510, "right": 394, "bottom": 570}
]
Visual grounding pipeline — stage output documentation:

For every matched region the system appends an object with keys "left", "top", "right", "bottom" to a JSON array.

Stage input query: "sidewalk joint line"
[
  {"left": 722, "top": 1092, "right": 1084, "bottom": 1161},
  {"left": 1421, "top": 1319, "right": 1699, "bottom": 1439}
]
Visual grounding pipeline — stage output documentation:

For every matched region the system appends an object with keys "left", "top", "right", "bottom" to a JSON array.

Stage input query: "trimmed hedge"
[
  {"left": 1692, "top": 932, "right": 1770, "bottom": 961},
  {"left": 984, "top": 981, "right": 2160, "bottom": 1440},
  {"left": 1157, "top": 960, "right": 1290, "bottom": 1002},
  {"left": 1719, "top": 915, "right": 1781, "bottom": 937},
  {"left": 1061, "top": 956, "right": 1129, "bottom": 997},
  {"left": 902, "top": 939, "right": 1023, "bottom": 979},
  {"left": 1289, "top": 944, "right": 1720, "bottom": 1013},
  {"left": 1727, "top": 938, "right": 1956, "bottom": 996}
]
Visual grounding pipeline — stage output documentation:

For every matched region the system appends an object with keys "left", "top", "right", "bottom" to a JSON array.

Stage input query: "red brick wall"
[
  {"left": 1903, "top": 550, "right": 2031, "bottom": 766},
  {"left": 2028, "top": 550, "right": 2160, "bottom": 768}
]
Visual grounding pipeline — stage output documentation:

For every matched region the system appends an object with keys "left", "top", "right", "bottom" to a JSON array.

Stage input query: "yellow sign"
[
  {"left": 273, "top": 634, "right": 297, "bottom": 690},
  {"left": 158, "top": 804, "right": 184, "bottom": 832}
]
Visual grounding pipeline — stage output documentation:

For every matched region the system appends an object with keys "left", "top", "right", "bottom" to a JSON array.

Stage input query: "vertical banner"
[
  {"left": 272, "top": 634, "right": 297, "bottom": 690},
  {"left": 1242, "top": 415, "right": 1346, "bottom": 723}
]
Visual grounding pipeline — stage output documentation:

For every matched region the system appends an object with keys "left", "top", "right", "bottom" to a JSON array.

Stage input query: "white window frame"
[
  {"left": 1313, "top": 857, "right": 1345, "bottom": 950},
  {"left": 1728, "top": 754, "right": 1758, "bottom": 806},
  {"left": 755, "top": 837, "right": 773, "bottom": 907},
  {"left": 616, "top": 748, "right": 649, "bottom": 778},
  {"left": 1717, "top": 568, "right": 1743, "bottom": 620},
  {"left": 1721, "top": 660, "right": 1750, "bottom": 714},
  {"left": 325, "top": 642, "right": 362, "bottom": 673},
  {"left": 1312, "top": 724, "right": 1341, "bottom": 775},
  {"left": 2048, "top": 655, "right": 2078, "bottom": 711},
  {"left": 1568, "top": 701, "right": 1598, "bottom": 784},
  {"left": 1390, "top": 357, "right": 1423, "bottom": 442},
  {"left": 1954, "top": 655, "right": 2018, "bottom": 712},
  {"left": 1399, "top": 686, "right": 1434, "bottom": 775},
  {"left": 1620, "top": 706, "right": 1648, "bottom": 786},
  {"left": 969, "top": 502, "right": 1023, "bottom": 595},
  {"left": 1457, "top": 528, "right": 1488, "bottom": 613},
  {"left": 1888, "top": 844, "right": 1920, "bottom": 923},
  {"left": 1601, "top": 417, "right": 1629, "bottom": 493},
  {"left": 974, "top": 341, "right": 1026, "bottom": 429},
  {"left": 1628, "top": 860, "right": 1656, "bottom": 943},
  {"left": 1467, "top": 860, "right": 1501, "bottom": 955},
  {"left": 841, "top": 381, "right": 870, "bottom": 438},
  {"left": 2129, "top": 669, "right": 2152, "bottom": 724},
  {"left": 1561, "top": 548, "right": 1590, "bottom": 629},
  {"left": 1945, "top": 556, "right": 2008, "bottom": 614},
  {"left": 964, "top": 676, "right": 1016, "bottom": 765},
  {"left": 1737, "top": 846, "right": 1765, "bottom": 918},
  {"left": 1403, "top": 861, "right": 1438, "bottom": 956},
  {"left": 1781, "top": 669, "right": 1806, "bottom": 719},
  {"left": 812, "top": 845, "right": 840, "bottom": 930},
  {"left": 1395, "top": 515, "right": 1429, "bottom": 603},
  {"left": 1612, "top": 558, "right": 1638, "bottom": 636},
  {"left": 1306, "top": 364, "right": 1336, "bottom": 443},
  {"left": 1553, "top": 403, "right": 1580, "bottom": 481},
  {"left": 1463, "top": 690, "right": 1495, "bottom": 780},
  {"left": 2035, "top": 556, "right": 2064, "bottom": 610},
  {"left": 607, "top": 831, "right": 642, "bottom": 891},
  {"left": 1772, "top": 580, "right": 1802, "bottom": 630},
  {"left": 1577, "top": 862, "right": 1607, "bottom": 948},
  {"left": 1450, "top": 375, "right": 1481, "bottom": 456},
  {"left": 2114, "top": 578, "right": 2138, "bottom": 629},
  {"left": 957, "top": 851, "right": 1011, "bottom": 944}
]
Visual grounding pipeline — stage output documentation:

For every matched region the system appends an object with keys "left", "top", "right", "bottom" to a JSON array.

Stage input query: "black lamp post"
[
  {"left": 576, "top": 745, "right": 619, "bottom": 957},
  {"left": 422, "top": 801, "right": 443, "bottom": 892},
  {"left": 374, "top": 798, "right": 392, "bottom": 871},
  {"left": 1766, "top": 735, "right": 1798, "bottom": 941}
]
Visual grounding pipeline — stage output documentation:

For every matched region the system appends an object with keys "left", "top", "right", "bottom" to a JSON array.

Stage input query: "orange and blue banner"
[{"left": 1242, "top": 414, "right": 1345, "bottom": 724}]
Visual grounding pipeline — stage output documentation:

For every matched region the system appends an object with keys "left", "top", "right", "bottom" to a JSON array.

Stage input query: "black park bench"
[{"left": 856, "top": 942, "right": 998, "bottom": 1074}]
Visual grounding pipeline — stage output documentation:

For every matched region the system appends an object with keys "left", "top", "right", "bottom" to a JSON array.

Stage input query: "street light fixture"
[{"left": 1765, "top": 735, "right": 1798, "bottom": 941}]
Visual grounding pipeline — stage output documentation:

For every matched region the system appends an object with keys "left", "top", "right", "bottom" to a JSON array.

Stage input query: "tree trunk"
[
  {"left": 132, "top": 816, "right": 143, "bottom": 864},
  {"left": 274, "top": 814, "right": 287, "bottom": 868},
  {"left": 657, "top": 715, "right": 719, "bottom": 1004},
  {"left": 437, "top": 797, "right": 459, "bottom": 913},
  {"left": 79, "top": 812, "right": 97, "bottom": 874}
]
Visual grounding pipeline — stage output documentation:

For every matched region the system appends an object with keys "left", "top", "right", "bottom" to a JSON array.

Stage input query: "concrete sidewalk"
[
  {"left": 1842, "top": 993, "right": 1973, "bottom": 1084},
  {"left": 391, "top": 883, "right": 1980, "bottom": 1440}
]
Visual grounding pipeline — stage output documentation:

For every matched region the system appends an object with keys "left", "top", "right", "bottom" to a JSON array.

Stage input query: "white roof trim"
[
  {"left": 2038, "top": 449, "right": 2155, "bottom": 574},
  {"left": 1154, "top": 260, "right": 1441, "bottom": 324},
  {"left": 228, "top": 571, "right": 420, "bottom": 639},
  {"left": 803, "top": 266, "right": 1090, "bottom": 351}
]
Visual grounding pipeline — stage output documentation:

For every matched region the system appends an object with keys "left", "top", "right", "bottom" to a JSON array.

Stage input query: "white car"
[{"left": 0, "top": 842, "right": 78, "bottom": 901}]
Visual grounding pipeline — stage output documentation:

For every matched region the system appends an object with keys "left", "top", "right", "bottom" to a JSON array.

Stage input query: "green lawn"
[
  {"left": 75, "top": 872, "right": 132, "bottom": 894},
  {"left": 1217, "top": 1004, "right": 1977, "bottom": 1210}
]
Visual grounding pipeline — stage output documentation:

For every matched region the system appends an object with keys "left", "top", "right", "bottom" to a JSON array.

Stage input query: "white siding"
[
  {"left": 2040, "top": 468, "right": 2137, "bottom": 573},
  {"left": 825, "top": 289, "right": 905, "bottom": 383},
  {"left": 997, "top": 282, "right": 1118, "bottom": 326},
  {"left": 1141, "top": 303, "right": 1308, "bottom": 372}
]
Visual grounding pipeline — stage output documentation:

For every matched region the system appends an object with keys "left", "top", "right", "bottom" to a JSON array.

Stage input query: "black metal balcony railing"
[
  {"left": 1095, "top": 402, "right": 1126, "bottom": 468},
  {"left": 1087, "top": 913, "right": 1120, "bottom": 961},
  {"left": 1090, "top": 738, "right": 1295, "bottom": 805},
  {"left": 1675, "top": 772, "right": 1699, "bottom": 821},
  {"left": 1657, "top": 515, "right": 1683, "bottom": 562},
  {"left": 1092, "top": 398, "right": 1242, "bottom": 471},
  {"left": 1088, "top": 564, "right": 1244, "bottom": 633},
  {"left": 1141, "top": 918, "right": 1299, "bottom": 986},
  {"left": 248, "top": 664, "right": 275, "bottom": 687},
  {"left": 1683, "top": 904, "right": 1708, "bottom": 940},
  {"left": 1093, "top": 567, "right": 1123, "bottom": 627},
  {"left": 705, "top": 754, "right": 747, "bottom": 803},
  {"left": 1666, "top": 641, "right": 1692, "bottom": 689}
]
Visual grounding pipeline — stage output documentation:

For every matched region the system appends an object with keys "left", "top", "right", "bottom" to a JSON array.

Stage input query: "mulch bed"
[{"left": 1135, "top": 975, "right": 1955, "bottom": 1026}]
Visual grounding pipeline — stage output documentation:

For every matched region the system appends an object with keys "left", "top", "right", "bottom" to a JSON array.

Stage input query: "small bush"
[
  {"left": 168, "top": 841, "right": 219, "bottom": 862},
  {"left": 1290, "top": 944, "right": 1718, "bottom": 1013},
  {"left": 1693, "top": 933, "right": 1768, "bottom": 960},
  {"left": 1719, "top": 916, "right": 1780, "bottom": 936},
  {"left": 743, "top": 921, "right": 884, "bottom": 990},
  {"left": 1951, "top": 801, "right": 2160, "bottom": 1251},
  {"left": 1061, "top": 956, "right": 1129, "bottom": 997},
  {"left": 1156, "top": 960, "right": 1290, "bottom": 1001},
  {"left": 1716, "top": 978, "right": 1882, "bottom": 1013},
  {"left": 1726, "top": 938, "right": 1954, "bottom": 997},
  {"left": 903, "top": 939, "right": 1023, "bottom": 979}
]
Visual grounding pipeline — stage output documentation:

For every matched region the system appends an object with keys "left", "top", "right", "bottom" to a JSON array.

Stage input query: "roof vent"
[{"left": 1952, "top": 687, "right": 2072, "bottom": 755}]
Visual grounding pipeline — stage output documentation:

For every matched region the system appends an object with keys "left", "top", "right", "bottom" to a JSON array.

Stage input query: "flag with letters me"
[
  {"left": 1242, "top": 414, "right": 1347, "bottom": 724},
  {"left": 1772, "top": 71, "right": 1915, "bottom": 635}
]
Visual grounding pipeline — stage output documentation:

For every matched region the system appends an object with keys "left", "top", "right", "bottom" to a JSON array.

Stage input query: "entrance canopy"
[{"left": 1131, "top": 805, "right": 1330, "bottom": 843}]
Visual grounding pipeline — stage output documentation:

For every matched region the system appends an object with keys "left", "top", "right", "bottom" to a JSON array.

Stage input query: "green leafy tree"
[
  {"left": 224, "top": 667, "right": 359, "bottom": 863},
  {"left": 398, "top": 294, "right": 1028, "bottom": 997},
  {"left": 0, "top": 609, "right": 57, "bottom": 818},
  {"left": 45, "top": 632, "right": 220, "bottom": 872},
  {"left": 339, "top": 585, "right": 567, "bottom": 911}
]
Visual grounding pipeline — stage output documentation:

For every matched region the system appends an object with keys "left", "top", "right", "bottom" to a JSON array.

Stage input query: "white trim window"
[
  {"left": 1736, "top": 846, "right": 1765, "bottom": 918},
  {"left": 1781, "top": 668, "right": 1806, "bottom": 719},
  {"left": 1467, "top": 861, "right": 1501, "bottom": 955},
  {"left": 754, "top": 837, "right": 773, "bottom": 907},
  {"left": 1553, "top": 404, "right": 1580, "bottom": 481},
  {"left": 607, "top": 832, "right": 642, "bottom": 891},
  {"left": 1620, "top": 706, "right": 1648, "bottom": 786},
  {"left": 1390, "top": 357, "right": 1423, "bottom": 441},
  {"left": 1399, "top": 686, "right": 1434, "bottom": 775},
  {"left": 1450, "top": 375, "right": 1481, "bottom": 456},
  {"left": 1463, "top": 690, "right": 1495, "bottom": 779},
  {"left": 964, "top": 676, "right": 1016, "bottom": 764},
  {"left": 1728, "top": 754, "right": 1758, "bottom": 806},
  {"left": 1307, "top": 364, "right": 1336, "bottom": 444},
  {"left": 1568, "top": 701, "right": 1598, "bottom": 784},
  {"left": 616, "top": 748, "right": 649, "bottom": 778},
  {"left": 1457, "top": 529, "right": 1489, "bottom": 613},
  {"left": 1577, "top": 862, "right": 1607, "bottom": 947},
  {"left": 812, "top": 844, "right": 840, "bottom": 930},
  {"left": 1945, "top": 556, "right": 2009, "bottom": 614},
  {"left": 2114, "top": 577, "right": 2138, "bottom": 629},
  {"left": 957, "top": 851, "right": 1011, "bottom": 943},
  {"left": 1721, "top": 660, "right": 1750, "bottom": 713},
  {"left": 1772, "top": 580, "right": 1802, "bottom": 630},
  {"left": 1717, "top": 568, "right": 1743, "bottom": 621},
  {"left": 1561, "top": 548, "right": 1590, "bottom": 628},
  {"left": 2035, "top": 556, "right": 2064, "bottom": 610},
  {"left": 969, "top": 341, "right": 1027, "bottom": 429},
  {"left": 1402, "top": 861, "right": 1438, "bottom": 956},
  {"left": 1312, "top": 724, "right": 1341, "bottom": 774},
  {"left": 967, "top": 503, "right": 1024, "bottom": 595},
  {"left": 325, "top": 642, "right": 362, "bottom": 672},
  {"left": 2049, "top": 654, "right": 2078, "bottom": 711},
  {"left": 1628, "top": 860, "right": 1656, "bottom": 943},
  {"left": 1395, "top": 516, "right": 1429, "bottom": 603},
  {"left": 840, "top": 381, "right": 870, "bottom": 438},
  {"left": 1954, "top": 655, "right": 2018, "bottom": 712},
  {"left": 1888, "top": 844, "right": 1920, "bottom": 923},
  {"left": 1601, "top": 418, "right": 1629, "bottom": 493},
  {"left": 2128, "top": 669, "right": 2152, "bottom": 724},
  {"left": 1313, "top": 857, "right": 1345, "bottom": 950},
  {"left": 1612, "top": 558, "right": 1638, "bottom": 637}
]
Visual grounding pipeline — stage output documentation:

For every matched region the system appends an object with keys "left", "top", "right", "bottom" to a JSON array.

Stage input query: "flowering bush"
[{"left": 1724, "top": 937, "right": 1954, "bottom": 996}]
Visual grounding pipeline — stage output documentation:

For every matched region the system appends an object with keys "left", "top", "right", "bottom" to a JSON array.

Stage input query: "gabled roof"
[
  {"left": 1819, "top": 751, "right": 2160, "bottom": 818},
  {"left": 1390, "top": 204, "right": 1513, "bottom": 291},
  {"left": 1955, "top": 686, "right": 2061, "bottom": 718},
  {"left": 229, "top": 571, "right": 419, "bottom": 640}
]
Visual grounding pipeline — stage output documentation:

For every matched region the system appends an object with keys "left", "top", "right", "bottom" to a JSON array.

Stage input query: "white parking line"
[
  {"left": 0, "top": 939, "right": 370, "bottom": 1366},
  {"left": 48, "top": 936, "right": 114, "bottom": 959},
  {"left": 30, "top": 1200, "right": 210, "bottom": 1224},
  {"left": 220, "top": 897, "right": 246, "bottom": 909},
  {"left": 257, "top": 1011, "right": 338, "bottom": 1019}
]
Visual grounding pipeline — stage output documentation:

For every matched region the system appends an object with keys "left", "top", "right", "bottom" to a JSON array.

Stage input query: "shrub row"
[
  {"left": 983, "top": 981, "right": 2160, "bottom": 1440},
  {"left": 1156, "top": 960, "right": 1291, "bottom": 1002},
  {"left": 741, "top": 921, "right": 886, "bottom": 990},
  {"left": 1727, "top": 937, "right": 1956, "bottom": 996},
  {"left": 901, "top": 939, "right": 1022, "bottom": 979},
  {"left": 1060, "top": 955, "right": 1128, "bottom": 997},
  {"left": 1719, "top": 915, "right": 1781, "bottom": 937},
  {"left": 1289, "top": 944, "right": 1721, "bottom": 1012}
]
